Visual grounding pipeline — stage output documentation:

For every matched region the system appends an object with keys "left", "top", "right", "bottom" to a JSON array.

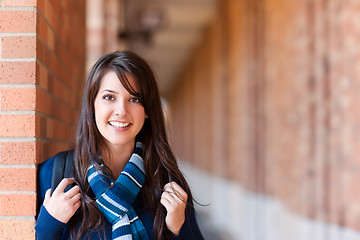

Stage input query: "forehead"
[{"left": 99, "top": 71, "right": 139, "bottom": 92}]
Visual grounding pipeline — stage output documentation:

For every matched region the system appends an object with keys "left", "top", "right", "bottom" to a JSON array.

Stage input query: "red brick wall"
[
  {"left": 36, "top": 0, "right": 86, "bottom": 159},
  {"left": 0, "top": 0, "right": 85, "bottom": 238},
  {"left": 167, "top": 0, "right": 360, "bottom": 232}
]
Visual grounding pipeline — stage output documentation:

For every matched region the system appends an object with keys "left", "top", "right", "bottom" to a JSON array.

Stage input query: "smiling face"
[{"left": 94, "top": 71, "right": 146, "bottom": 151}]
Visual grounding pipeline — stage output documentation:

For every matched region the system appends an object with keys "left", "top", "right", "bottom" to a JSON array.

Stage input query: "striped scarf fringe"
[{"left": 87, "top": 141, "right": 150, "bottom": 240}]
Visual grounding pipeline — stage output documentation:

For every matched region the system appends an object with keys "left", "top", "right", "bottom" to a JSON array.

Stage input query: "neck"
[{"left": 103, "top": 140, "right": 135, "bottom": 179}]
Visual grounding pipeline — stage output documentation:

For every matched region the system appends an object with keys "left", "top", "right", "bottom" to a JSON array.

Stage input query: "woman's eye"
[
  {"left": 103, "top": 95, "right": 114, "bottom": 101},
  {"left": 130, "top": 97, "right": 141, "bottom": 103}
]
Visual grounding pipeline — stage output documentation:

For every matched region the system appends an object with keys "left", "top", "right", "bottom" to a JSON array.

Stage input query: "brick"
[
  {"left": 36, "top": 62, "right": 49, "bottom": 90},
  {"left": 35, "top": 89, "right": 52, "bottom": 115},
  {"left": 0, "top": 115, "right": 36, "bottom": 137},
  {"left": 47, "top": 26, "right": 56, "bottom": 51},
  {"left": 0, "top": 62, "right": 36, "bottom": 84},
  {"left": 36, "top": 0, "right": 45, "bottom": 13},
  {"left": 49, "top": 0, "right": 63, "bottom": 20},
  {"left": 36, "top": 37, "right": 46, "bottom": 65},
  {"left": 0, "top": 194, "right": 36, "bottom": 216},
  {"left": 52, "top": 120, "right": 75, "bottom": 141},
  {"left": 37, "top": 141, "right": 73, "bottom": 164},
  {"left": 0, "top": 88, "right": 36, "bottom": 111},
  {"left": 36, "top": 13, "right": 49, "bottom": 44},
  {"left": 0, "top": 142, "right": 36, "bottom": 165},
  {"left": 1, "top": 36, "right": 36, "bottom": 59},
  {"left": 36, "top": 89, "right": 76, "bottom": 123},
  {"left": 38, "top": 115, "right": 75, "bottom": 141},
  {"left": 51, "top": 78, "right": 67, "bottom": 102},
  {"left": 0, "top": 11, "right": 36, "bottom": 33},
  {"left": 0, "top": 168, "right": 36, "bottom": 191},
  {"left": 0, "top": 219, "right": 35, "bottom": 239},
  {"left": 2, "top": 0, "right": 37, "bottom": 7},
  {"left": 43, "top": 0, "right": 56, "bottom": 32}
]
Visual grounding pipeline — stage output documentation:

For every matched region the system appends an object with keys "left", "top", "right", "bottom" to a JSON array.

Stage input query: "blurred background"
[{"left": 1, "top": 0, "right": 360, "bottom": 239}]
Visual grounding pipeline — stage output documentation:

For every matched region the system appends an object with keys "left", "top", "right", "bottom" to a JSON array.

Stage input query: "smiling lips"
[{"left": 109, "top": 121, "right": 130, "bottom": 128}]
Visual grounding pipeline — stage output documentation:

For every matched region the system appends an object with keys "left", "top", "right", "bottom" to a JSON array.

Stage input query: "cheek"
[
  {"left": 137, "top": 108, "right": 147, "bottom": 121},
  {"left": 94, "top": 110, "right": 100, "bottom": 127},
  {"left": 133, "top": 109, "right": 146, "bottom": 128},
  {"left": 94, "top": 100, "right": 105, "bottom": 126}
]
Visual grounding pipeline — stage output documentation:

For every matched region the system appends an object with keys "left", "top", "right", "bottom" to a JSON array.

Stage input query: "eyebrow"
[{"left": 101, "top": 89, "right": 118, "bottom": 94}]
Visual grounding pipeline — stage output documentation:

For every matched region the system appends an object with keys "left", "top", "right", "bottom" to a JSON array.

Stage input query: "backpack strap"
[{"left": 51, "top": 149, "right": 75, "bottom": 194}]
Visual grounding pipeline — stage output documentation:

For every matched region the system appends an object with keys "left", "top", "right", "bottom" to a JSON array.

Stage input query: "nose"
[{"left": 113, "top": 99, "right": 127, "bottom": 116}]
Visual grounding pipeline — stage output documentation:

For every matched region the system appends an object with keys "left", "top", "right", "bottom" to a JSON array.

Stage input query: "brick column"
[
  {"left": 0, "top": 1, "right": 37, "bottom": 238},
  {"left": 0, "top": 0, "right": 85, "bottom": 239}
]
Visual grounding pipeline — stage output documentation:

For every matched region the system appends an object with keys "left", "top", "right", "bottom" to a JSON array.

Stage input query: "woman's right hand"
[{"left": 43, "top": 178, "right": 81, "bottom": 223}]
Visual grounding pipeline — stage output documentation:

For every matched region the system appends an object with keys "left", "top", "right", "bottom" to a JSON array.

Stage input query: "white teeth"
[{"left": 109, "top": 121, "right": 130, "bottom": 128}]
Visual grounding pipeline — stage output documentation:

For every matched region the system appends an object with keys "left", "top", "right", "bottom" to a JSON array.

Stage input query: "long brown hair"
[{"left": 72, "top": 51, "right": 192, "bottom": 239}]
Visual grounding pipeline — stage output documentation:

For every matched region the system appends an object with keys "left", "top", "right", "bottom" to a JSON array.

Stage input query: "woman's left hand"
[{"left": 160, "top": 181, "right": 188, "bottom": 236}]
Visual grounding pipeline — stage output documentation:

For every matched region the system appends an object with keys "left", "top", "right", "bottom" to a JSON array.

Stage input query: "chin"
[{"left": 107, "top": 138, "right": 136, "bottom": 146}]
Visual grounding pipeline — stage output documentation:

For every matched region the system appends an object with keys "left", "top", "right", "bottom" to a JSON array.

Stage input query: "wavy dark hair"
[{"left": 71, "top": 51, "right": 192, "bottom": 240}]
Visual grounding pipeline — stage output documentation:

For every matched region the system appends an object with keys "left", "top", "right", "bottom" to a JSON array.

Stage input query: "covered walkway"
[{"left": 1, "top": 0, "right": 360, "bottom": 239}]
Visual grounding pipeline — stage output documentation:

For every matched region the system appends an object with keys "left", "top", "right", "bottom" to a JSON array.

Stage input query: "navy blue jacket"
[{"left": 35, "top": 156, "right": 204, "bottom": 239}]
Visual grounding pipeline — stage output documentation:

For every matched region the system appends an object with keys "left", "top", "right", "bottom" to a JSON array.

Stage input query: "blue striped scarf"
[{"left": 87, "top": 141, "right": 150, "bottom": 240}]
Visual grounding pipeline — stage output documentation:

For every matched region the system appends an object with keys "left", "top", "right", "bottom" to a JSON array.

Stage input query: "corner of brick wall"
[{"left": 0, "top": 0, "right": 86, "bottom": 239}]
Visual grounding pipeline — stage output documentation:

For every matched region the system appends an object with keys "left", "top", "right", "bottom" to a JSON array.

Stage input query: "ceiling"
[{"left": 121, "top": 0, "right": 218, "bottom": 95}]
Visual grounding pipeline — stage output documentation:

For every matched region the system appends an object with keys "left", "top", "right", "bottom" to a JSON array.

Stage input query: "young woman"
[{"left": 35, "top": 51, "right": 204, "bottom": 240}]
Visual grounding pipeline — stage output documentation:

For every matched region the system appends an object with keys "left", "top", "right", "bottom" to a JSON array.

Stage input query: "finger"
[
  {"left": 161, "top": 191, "right": 178, "bottom": 205},
  {"left": 164, "top": 182, "right": 187, "bottom": 202},
  {"left": 70, "top": 192, "right": 82, "bottom": 205},
  {"left": 65, "top": 185, "right": 80, "bottom": 198},
  {"left": 160, "top": 195, "right": 172, "bottom": 209},
  {"left": 53, "top": 178, "right": 75, "bottom": 195},
  {"left": 163, "top": 187, "right": 182, "bottom": 203},
  {"left": 169, "top": 182, "right": 187, "bottom": 197},
  {"left": 74, "top": 200, "right": 81, "bottom": 211},
  {"left": 44, "top": 188, "right": 51, "bottom": 202},
  {"left": 162, "top": 190, "right": 186, "bottom": 207}
]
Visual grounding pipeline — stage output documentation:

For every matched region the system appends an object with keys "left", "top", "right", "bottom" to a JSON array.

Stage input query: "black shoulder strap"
[{"left": 51, "top": 149, "right": 75, "bottom": 194}]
